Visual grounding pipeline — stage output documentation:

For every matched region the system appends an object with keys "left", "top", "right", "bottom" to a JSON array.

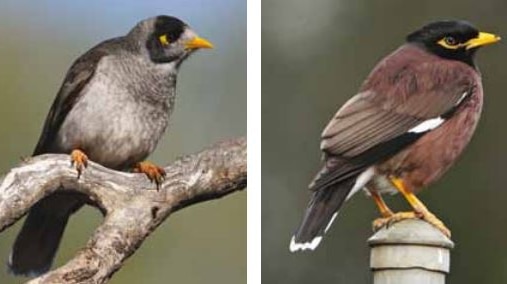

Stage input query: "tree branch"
[{"left": 0, "top": 137, "right": 246, "bottom": 284}]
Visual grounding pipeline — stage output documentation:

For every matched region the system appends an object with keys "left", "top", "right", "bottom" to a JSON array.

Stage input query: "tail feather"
[
  {"left": 290, "top": 167, "right": 374, "bottom": 252},
  {"left": 8, "top": 193, "right": 83, "bottom": 276},
  {"left": 290, "top": 177, "right": 356, "bottom": 252}
]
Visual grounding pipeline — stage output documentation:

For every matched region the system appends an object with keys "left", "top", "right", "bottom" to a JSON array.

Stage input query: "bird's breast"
[
  {"left": 380, "top": 87, "right": 483, "bottom": 192},
  {"left": 56, "top": 59, "right": 175, "bottom": 170}
]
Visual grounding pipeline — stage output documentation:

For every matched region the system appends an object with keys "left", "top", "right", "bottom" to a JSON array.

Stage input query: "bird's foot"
[
  {"left": 372, "top": 211, "right": 419, "bottom": 231},
  {"left": 372, "top": 210, "right": 451, "bottom": 237},
  {"left": 70, "top": 149, "right": 88, "bottom": 179},
  {"left": 135, "top": 161, "right": 166, "bottom": 190},
  {"left": 419, "top": 210, "right": 451, "bottom": 237}
]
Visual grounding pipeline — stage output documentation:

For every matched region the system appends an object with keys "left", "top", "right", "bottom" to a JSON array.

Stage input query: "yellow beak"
[
  {"left": 466, "top": 32, "right": 501, "bottom": 49},
  {"left": 185, "top": 36, "right": 214, "bottom": 50}
]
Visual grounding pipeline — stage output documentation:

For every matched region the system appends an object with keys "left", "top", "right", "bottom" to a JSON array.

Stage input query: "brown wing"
[
  {"left": 312, "top": 54, "right": 477, "bottom": 191},
  {"left": 321, "top": 92, "right": 421, "bottom": 157}
]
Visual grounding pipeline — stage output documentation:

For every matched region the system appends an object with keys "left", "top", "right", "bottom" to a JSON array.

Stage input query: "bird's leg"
[
  {"left": 70, "top": 149, "right": 88, "bottom": 179},
  {"left": 375, "top": 177, "right": 451, "bottom": 237},
  {"left": 370, "top": 190, "right": 404, "bottom": 231},
  {"left": 370, "top": 190, "right": 394, "bottom": 217},
  {"left": 134, "top": 161, "right": 166, "bottom": 190}
]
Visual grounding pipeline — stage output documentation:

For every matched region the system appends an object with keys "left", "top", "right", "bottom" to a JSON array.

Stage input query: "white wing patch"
[
  {"left": 407, "top": 91, "right": 468, "bottom": 134},
  {"left": 456, "top": 91, "right": 469, "bottom": 106},
  {"left": 408, "top": 117, "right": 445, "bottom": 134}
]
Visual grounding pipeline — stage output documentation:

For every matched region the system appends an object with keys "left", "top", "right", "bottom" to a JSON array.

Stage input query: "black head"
[
  {"left": 407, "top": 20, "right": 500, "bottom": 67},
  {"left": 132, "top": 15, "right": 213, "bottom": 64}
]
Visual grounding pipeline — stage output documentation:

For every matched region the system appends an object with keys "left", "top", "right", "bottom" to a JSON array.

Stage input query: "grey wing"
[{"left": 32, "top": 44, "right": 113, "bottom": 155}]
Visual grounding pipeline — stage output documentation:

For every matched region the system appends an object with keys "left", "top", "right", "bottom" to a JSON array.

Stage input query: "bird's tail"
[
  {"left": 289, "top": 176, "right": 357, "bottom": 252},
  {"left": 8, "top": 193, "right": 83, "bottom": 276}
]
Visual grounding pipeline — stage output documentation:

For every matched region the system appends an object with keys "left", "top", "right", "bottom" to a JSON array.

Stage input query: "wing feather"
[
  {"left": 33, "top": 39, "right": 123, "bottom": 155},
  {"left": 312, "top": 57, "right": 476, "bottom": 192}
]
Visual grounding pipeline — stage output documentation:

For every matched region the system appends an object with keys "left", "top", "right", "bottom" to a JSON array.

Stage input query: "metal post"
[{"left": 368, "top": 219, "right": 454, "bottom": 284}]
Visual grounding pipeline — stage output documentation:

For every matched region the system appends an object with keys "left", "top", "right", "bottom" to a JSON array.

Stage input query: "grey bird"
[{"left": 8, "top": 15, "right": 213, "bottom": 276}]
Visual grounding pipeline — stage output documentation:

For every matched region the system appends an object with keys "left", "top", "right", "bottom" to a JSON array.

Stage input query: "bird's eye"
[
  {"left": 437, "top": 36, "right": 462, "bottom": 49},
  {"left": 444, "top": 36, "right": 458, "bottom": 46},
  {"left": 159, "top": 35, "right": 170, "bottom": 46}
]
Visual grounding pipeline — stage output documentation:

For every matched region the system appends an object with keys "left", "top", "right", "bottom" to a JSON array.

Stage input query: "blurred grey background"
[
  {"left": 263, "top": 0, "right": 507, "bottom": 283},
  {"left": 0, "top": 1, "right": 245, "bottom": 283}
]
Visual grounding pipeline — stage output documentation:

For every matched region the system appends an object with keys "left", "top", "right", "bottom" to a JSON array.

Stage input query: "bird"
[
  {"left": 8, "top": 15, "right": 213, "bottom": 276},
  {"left": 290, "top": 20, "right": 500, "bottom": 252}
]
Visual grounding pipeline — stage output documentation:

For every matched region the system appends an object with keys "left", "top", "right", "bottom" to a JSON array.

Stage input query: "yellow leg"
[
  {"left": 391, "top": 178, "right": 428, "bottom": 213},
  {"left": 383, "top": 177, "right": 451, "bottom": 237}
]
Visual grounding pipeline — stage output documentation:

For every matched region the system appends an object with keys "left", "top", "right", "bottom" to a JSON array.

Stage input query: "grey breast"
[{"left": 56, "top": 53, "right": 176, "bottom": 170}]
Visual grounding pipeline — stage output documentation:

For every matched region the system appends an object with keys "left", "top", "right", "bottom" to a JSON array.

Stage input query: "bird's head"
[
  {"left": 128, "top": 15, "right": 213, "bottom": 65},
  {"left": 406, "top": 20, "right": 500, "bottom": 66}
]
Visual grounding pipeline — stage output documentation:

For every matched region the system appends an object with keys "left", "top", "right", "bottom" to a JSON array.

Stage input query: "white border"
[{"left": 247, "top": 0, "right": 261, "bottom": 282}]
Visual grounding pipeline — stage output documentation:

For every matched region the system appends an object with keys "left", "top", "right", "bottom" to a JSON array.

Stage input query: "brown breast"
[{"left": 378, "top": 77, "right": 483, "bottom": 193}]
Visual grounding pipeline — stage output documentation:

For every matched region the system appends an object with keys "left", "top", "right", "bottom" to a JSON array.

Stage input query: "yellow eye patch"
[
  {"left": 437, "top": 37, "right": 465, "bottom": 50},
  {"left": 159, "top": 35, "right": 170, "bottom": 46}
]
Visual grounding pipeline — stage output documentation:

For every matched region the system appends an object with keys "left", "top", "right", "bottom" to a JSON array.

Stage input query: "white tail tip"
[{"left": 289, "top": 236, "right": 323, "bottom": 252}]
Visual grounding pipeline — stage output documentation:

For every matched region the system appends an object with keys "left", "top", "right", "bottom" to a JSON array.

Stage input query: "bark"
[{"left": 0, "top": 137, "right": 246, "bottom": 284}]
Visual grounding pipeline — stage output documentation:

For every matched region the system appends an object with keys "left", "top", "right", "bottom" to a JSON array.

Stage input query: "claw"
[
  {"left": 135, "top": 161, "right": 166, "bottom": 190},
  {"left": 372, "top": 210, "right": 450, "bottom": 237},
  {"left": 373, "top": 211, "right": 418, "bottom": 231},
  {"left": 421, "top": 211, "right": 451, "bottom": 237},
  {"left": 70, "top": 149, "right": 88, "bottom": 179}
]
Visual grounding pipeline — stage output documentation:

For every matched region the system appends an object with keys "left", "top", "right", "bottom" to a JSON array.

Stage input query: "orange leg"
[
  {"left": 374, "top": 177, "right": 451, "bottom": 237},
  {"left": 135, "top": 161, "right": 166, "bottom": 190},
  {"left": 370, "top": 190, "right": 396, "bottom": 231},
  {"left": 370, "top": 191, "right": 393, "bottom": 218},
  {"left": 70, "top": 149, "right": 88, "bottom": 178}
]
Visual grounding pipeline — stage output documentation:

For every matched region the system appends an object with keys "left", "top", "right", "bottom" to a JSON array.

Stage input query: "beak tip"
[{"left": 186, "top": 37, "right": 214, "bottom": 50}]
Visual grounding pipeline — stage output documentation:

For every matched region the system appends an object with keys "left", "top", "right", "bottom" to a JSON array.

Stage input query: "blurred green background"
[
  {"left": 0, "top": 1, "right": 245, "bottom": 283},
  {"left": 263, "top": 0, "right": 507, "bottom": 283}
]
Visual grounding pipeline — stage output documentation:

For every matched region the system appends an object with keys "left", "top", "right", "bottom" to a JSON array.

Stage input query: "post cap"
[
  {"left": 368, "top": 219, "right": 454, "bottom": 273},
  {"left": 368, "top": 219, "right": 454, "bottom": 249}
]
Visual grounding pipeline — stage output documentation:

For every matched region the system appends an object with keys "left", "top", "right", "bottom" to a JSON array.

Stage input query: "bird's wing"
[
  {"left": 32, "top": 40, "right": 119, "bottom": 155},
  {"left": 312, "top": 61, "right": 477, "bottom": 191}
]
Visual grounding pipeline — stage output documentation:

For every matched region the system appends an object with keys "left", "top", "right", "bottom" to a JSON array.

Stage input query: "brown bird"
[{"left": 290, "top": 20, "right": 500, "bottom": 252}]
